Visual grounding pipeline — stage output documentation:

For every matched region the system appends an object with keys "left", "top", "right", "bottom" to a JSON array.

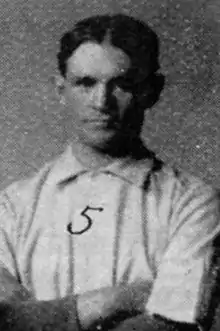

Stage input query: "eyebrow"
[
  {"left": 68, "top": 74, "right": 128, "bottom": 82},
  {"left": 68, "top": 75, "right": 94, "bottom": 80}
]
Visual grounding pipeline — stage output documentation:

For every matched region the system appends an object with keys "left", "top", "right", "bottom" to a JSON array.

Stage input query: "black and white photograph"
[{"left": 0, "top": 1, "right": 219, "bottom": 330}]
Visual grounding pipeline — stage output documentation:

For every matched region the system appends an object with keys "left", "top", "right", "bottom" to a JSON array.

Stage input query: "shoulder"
[
  {"left": 132, "top": 143, "right": 217, "bottom": 201},
  {"left": 0, "top": 155, "right": 62, "bottom": 214},
  {"left": 150, "top": 157, "right": 217, "bottom": 197},
  {"left": 147, "top": 159, "right": 220, "bottom": 241},
  {"left": 131, "top": 142, "right": 215, "bottom": 196},
  {"left": 144, "top": 157, "right": 219, "bottom": 219}
]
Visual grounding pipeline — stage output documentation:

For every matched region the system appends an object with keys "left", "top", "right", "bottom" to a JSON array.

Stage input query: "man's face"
[{"left": 59, "top": 41, "right": 135, "bottom": 150}]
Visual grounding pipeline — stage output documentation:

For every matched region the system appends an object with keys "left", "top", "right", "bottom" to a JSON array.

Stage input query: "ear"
[
  {"left": 51, "top": 75, "right": 66, "bottom": 104},
  {"left": 138, "top": 73, "right": 165, "bottom": 110}
]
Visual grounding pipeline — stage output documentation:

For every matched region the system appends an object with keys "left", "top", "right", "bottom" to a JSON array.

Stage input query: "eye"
[
  {"left": 75, "top": 77, "right": 96, "bottom": 88},
  {"left": 112, "top": 77, "right": 133, "bottom": 92}
]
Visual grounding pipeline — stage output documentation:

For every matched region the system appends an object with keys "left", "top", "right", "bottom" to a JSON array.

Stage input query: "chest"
[{"left": 17, "top": 174, "right": 170, "bottom": 298}]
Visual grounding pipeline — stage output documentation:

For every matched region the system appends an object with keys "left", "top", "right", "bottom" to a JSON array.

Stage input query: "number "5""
[{"left": 67, "top": 206, "right": 104, "bottom": 235}]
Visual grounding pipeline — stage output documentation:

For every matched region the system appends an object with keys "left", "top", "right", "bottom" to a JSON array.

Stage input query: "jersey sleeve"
[
  {"left": 0, "top": 183, "right": 82, "bottom": 330},
  {"left": 146, "top": 179, "right": 220, "bottom": 324},
  {"left": 0, "top": 188, "right": 31, "bottom": 302}
]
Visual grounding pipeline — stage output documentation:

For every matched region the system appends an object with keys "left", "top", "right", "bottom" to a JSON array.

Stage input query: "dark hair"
[
  {"left": 57, "top": 14, "right": 160, "bottom": 79},
  {"left": 57, "top": 14, "right": 164, "bottom": 108}
]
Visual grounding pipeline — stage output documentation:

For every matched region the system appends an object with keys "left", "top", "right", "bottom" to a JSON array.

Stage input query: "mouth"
[
  {"left": 89, "top": 118, "right": 109, "bottom": 123},
  {"left": 85, "top": 117, "right": 117, "bottom": 128}
]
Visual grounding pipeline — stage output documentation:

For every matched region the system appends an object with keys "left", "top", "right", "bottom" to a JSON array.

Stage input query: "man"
[{"left": 0, "top": 13, "right": 219, "bottom": 331}]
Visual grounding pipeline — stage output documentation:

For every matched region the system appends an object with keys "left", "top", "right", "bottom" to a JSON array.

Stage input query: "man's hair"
[
  {"left": 57, "top": 14, "right": 160, "bottom": 80},
  {"left": 57, "top": 13, "right": 164, "bottom": 108}
]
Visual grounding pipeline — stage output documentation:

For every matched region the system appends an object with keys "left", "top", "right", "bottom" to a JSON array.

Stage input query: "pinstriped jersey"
[{"left": 0, "top": 144, "right": 219, "bottom": 323}]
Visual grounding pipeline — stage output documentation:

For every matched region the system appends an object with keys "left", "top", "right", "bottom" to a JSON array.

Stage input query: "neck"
[{"left": 69, "top": 137, "right": 123, "bottom": 170}]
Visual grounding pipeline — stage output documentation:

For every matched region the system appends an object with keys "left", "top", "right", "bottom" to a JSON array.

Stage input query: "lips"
[
  {"left": 88, "top": 120, "right": 112, "bottom": 129},
  {"left": 86, "top": 115, "right": 111, "bottom": 122},
  {"left": 84, "top": 115, "right": 114, "bottom": 124},
  {"left": 85, "top": 119, "right": 107, "bottom": 125}
]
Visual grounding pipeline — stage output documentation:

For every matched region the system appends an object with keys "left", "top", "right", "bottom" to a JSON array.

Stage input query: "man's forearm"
[
  {"left": 108, "top": 313, "right": 201, "bottom": 331},
  {"left": 0, "top": 267, "right": 80, "bottom": 331},
  {"left": 0, "top": 286, "right": 121, "bottom": 331},
  {"left": 0, "top": 296, "right": 80, "bottom": 331},
  {"left": 0, "top": 266, "right": 117, "bottom": 331}
]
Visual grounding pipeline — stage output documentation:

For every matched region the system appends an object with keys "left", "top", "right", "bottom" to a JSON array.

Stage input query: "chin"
[
  {"left": 84, "top": 130, "right": 115, "bottom": 146},
  {"left": 87, "top": 134, "right": 126, "bottom": 155},
  {"left": 79, "top": 126, "right": 128, "bottom": 152},
  {"left": 87, "top": 139, "right": 114, "bottom": 151}
]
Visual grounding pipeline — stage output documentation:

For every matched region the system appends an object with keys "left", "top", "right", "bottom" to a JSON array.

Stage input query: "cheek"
[
  {"left": 63, "top": 89, "right": 88, "bottom": 123},
  {"left": 65, "top": 87, "right": 89, "bottom": 108}
]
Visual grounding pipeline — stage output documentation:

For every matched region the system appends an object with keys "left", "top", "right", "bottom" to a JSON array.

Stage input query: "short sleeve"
[
  {"left": 0, "top": 188, "right": 31, "bottom": 301},
  {"left": 0, "top": 190, "right": 18, "bottom": 277},
  {"left": 146, "top": 182, "right": 220, "bottom": 323}
]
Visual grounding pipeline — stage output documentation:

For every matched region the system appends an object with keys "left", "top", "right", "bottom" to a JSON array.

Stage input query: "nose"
[{"left": 92, "top": 83, "right": 108, "bottom": 110}]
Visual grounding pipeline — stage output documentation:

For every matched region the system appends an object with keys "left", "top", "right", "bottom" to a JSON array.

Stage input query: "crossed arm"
[
  {"left": 0, "top": 271, "right": 150, "bottom": 331},
  {"left": 0, "top": 270, "right": 200, "bottom": 331},
  {"left": 0, "top": 182, "right": 219, "bottom": 331}
]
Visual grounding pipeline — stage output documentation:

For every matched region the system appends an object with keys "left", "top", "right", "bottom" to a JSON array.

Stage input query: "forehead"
[{"left": 66, "top": 42, "right": 131, "bottom": 79}]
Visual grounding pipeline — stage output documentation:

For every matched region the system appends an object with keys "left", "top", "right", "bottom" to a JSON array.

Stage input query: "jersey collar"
[{"left": 50, "top": 144, "right": 156, "bottom": 189}]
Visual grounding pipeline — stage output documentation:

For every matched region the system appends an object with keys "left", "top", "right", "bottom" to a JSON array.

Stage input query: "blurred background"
[{"left": 0, "top": 0, "right": 219, "bottom": 189}]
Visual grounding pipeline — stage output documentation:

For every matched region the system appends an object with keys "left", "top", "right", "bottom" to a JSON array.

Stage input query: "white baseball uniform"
[{"left": 0, "top": 144, "right": 219, "bottom": 324}]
